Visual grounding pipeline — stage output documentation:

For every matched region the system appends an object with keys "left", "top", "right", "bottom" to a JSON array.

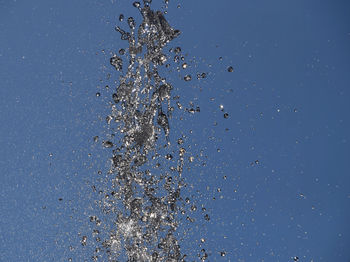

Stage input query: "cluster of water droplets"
[{"left": 90, "top": 1, "right": 191, "bottom": 261}]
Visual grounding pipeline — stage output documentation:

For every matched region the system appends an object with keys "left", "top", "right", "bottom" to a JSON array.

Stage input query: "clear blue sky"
[{"left": 1, "top": 0, "right": 350, "bottom": 261}]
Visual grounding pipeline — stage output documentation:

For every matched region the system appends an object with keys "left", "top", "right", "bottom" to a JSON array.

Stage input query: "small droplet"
[
  {"left": 106, "top": 115, "right": 113, "bottom": 125},
  {"left": 157, "top": 112, "right": 169, "bottom": 136},
  {"left": 96, "top": 92, "right": 101, "bottom": 97},
  {"left": 182, "top": 63, "right": 187, "bottom": 69},
  {"left": 112, "top": 93, "right": 119, "bottom": 103},
  {"left": 81, "top": 236, "right": 87, "bottom": 246},
  {"left": 127, "top": 17, "right": 135, "bottom": 29},
  {"left": 132, "top": 1, "right": 141, "bottom": 8},
  {"left": 228, "top": 66, "right": 234, "bottom": 72},
  {"left": 103, "top": 141, "right": 113, "bottom": 148},
  {"left": 93, "top": 136, "right": 99, "bottom": 143},
  {"left": 165, "top": 154, "right": 173, "bottom": 160},
  {"left": 184, "top": 75, "right": 191, "bottom": 81},
  {"left": 119, "top": 14, "right": 124, "bottom": 22},
  {"left": 220, "top": 251, "right": 226, "bottom": 257},
  {"left": 119, "top": 48, "right": 125, "bottom": 55},
  {"left": 174, "top": 47, "right": 181, "bottom": 53},
  {"left": 223, "top": 113, "right": 229, "bottom": 118}
]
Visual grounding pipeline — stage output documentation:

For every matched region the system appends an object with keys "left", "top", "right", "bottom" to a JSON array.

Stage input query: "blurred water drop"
[
  {"left": 118, "top": 48, "right": 125, "bottom": 55},
  {"left": 102, "top": 141, "right": 113, "bottom": 148},
  {"left": 81, "top": 236, "right": 87, "bottom": 246},
  {"left": 184, "top": 74, "right": 192, "bottom": 81}
]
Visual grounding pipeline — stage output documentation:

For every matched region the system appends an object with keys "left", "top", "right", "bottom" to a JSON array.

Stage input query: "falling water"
[{"left": 90, "top": 1, "right": 191, "bottom": 261}]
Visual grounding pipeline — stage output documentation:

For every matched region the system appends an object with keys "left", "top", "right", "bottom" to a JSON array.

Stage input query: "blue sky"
[{"left": 1, "top": 0, "right": 350, "bottom": 261}]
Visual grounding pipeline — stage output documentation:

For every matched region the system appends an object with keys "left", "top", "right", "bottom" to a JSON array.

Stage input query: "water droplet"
[
  {"left": 114, "top": 26, "right": 130, "bottom": 40},
  {"left": 103, "top": 141, "right": 113, "bottom": 148},
  {"left": 112, "top": 93, "right": 119, "bottom": 103},
  {"left": 118, "top": 48, "right": 125, "bottom": 55},
  {"left": 228, "top": 66, "right": 234, "bottom": 72},
  {"left": 119, "top": 14, "right": 124, "bottom": 22},
  {"left": 81, "top": 236, "right": 87, "bottom": 246},
  {"left": 174, "top": 47, "right": 181, "bottom": 53},
  {"left": 127, "top": 17, "right": 135, "bottom": 29},
  {"left": 133, "top": 1, "right": 141, "bottom": 8},
  {"left": 177, "top": 138, "right": 184, "bottom": 145},
  {"left": 174, "top": 55, "right": 180, "bottom": 63},
  {"left": 96, "top": 92, "right": 101, "bottom": 97},
  {"left": 184, "top": 74, "right": 191, "bottom": 81},
  {"left": 157, "top": 112, "right": 169, "bottom": 136},
  {"left": 110, "top": 55, "right": 122, "bottom": 71},
  {"left": 182, "top": 63, "right": 187, "bottom": 69},
  {"left": 106, "top": 115, "right": 113, "bottom": 125},
  {"left": 223, "top": 113, "right": 229, "bottom": 118}
]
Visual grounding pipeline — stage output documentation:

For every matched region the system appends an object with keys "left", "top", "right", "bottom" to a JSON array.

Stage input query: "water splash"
[{"left": 92, "top": 1, "right": 189, "bottom": 261}]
